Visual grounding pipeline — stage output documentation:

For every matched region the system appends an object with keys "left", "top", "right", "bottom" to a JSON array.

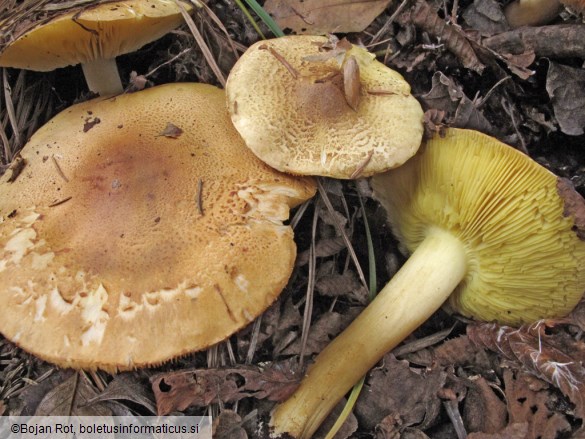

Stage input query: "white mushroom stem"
[
  {"left": 81, "top": 58, "right": 124, "bottom": 96},
  {"left": 270, "top": 227, "right": 468, "bottom": 439},
  {"left": 504, "top": 0, "right": 562, "bottom": 28}
]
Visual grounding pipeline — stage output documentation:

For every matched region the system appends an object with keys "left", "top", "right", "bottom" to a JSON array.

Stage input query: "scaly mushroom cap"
[
  {"left": 225, "top": 35, "right": 424, "bottom": 179},
  {"left": 0, "top": 0, "right": 192, "bottom": 71},
  {"left": 0, "top": 83, "right": 316, "bottom": 372},
  {"left": 373, "top": 128, "right": 585, "bottom": 324}
]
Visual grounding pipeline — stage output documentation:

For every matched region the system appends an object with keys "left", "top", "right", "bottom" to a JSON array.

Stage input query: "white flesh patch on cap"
[
  {"left": 118, "top": 281, "right": 203, "bottom": 320},
  {"left": 80, "top": 284, "right": 109, "bottom": 346},
  {"left": 235, "top": 274, "right": 249, "bottom": 293},
  {"left": 34, "top": 294, "right": 47, "bottom": 322}
]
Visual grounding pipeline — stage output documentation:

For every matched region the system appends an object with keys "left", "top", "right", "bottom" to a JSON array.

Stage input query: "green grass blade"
[
  {"left": 233, "top": 0, "right": 266, "bottom": 40},
  {"left": 242, "top": 0, "right": 285, "bottom": 37}
]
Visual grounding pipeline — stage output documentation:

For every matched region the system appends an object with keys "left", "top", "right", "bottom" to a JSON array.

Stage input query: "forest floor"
[{"left": 1, "top": 1, "right": 585, "bottom": 438}]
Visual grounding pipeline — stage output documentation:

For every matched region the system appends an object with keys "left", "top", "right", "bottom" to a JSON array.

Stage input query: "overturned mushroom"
[
  {"left": 0, "top": 83, "right": 315, "bottom": 372},
  {"left": 271, "top": 128, "right": 585, "bottom": 438},
  {"left": 0, "top": 0, "right": 194, "bottom": 96},
  {"left": 225, "top": 35, "right": 424, "bottom": 179}
]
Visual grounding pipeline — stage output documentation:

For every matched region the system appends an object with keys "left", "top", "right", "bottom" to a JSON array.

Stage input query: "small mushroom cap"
[
  {"left": 0, "top": 83, "right": 315, "bottom": 371},
  {"left": 0, "top": 0, "right": 192, "bottom": 71},
  {"left": 226, "top": 35, "right": 424, "bottom": 179},
  {"left": 372, "top": 128, "right": 585, "bottom": 325}
]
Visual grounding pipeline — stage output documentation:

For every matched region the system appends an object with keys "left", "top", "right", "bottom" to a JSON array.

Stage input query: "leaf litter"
[{"left": 2, "top": 0, "right": 585, "bottom": 437}]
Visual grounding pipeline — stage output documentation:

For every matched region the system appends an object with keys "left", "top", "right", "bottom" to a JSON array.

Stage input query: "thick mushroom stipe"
[
  {"left": 270, "top": 128, "right": 585, "bottom": 438},
  {"left": 0, "top": 83, "right": 315, "bottom": 372},
  {"left": 226, "top": 35, "right": 424, "bottom": 179}
]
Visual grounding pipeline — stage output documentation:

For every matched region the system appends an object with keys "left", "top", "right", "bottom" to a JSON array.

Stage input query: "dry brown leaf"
[
  {"left": 35, "top": 372, "right": 112, "bottom": 416},
  {"left": 264, "top": 0, "right": 391, "bottom": 34},
  {"left": 151, "top": 359, "right": 300, "bottom": 415},
  {"left": 281, "top": 308, "right": 362, "bottom": 356},
  {"left": 468, "top": 322, "right": 585, "bottom": 420},
  {"left": 343, "top": 55, "right": 361, "bottom": 111},
  {"left": 462, "top": 0, "right": 508, "bottom": 36},
  {"left": 421, "top": 72, "right": 495, "bottom": 133},
  {"left": 212, "top": 410, "right": 248, "bottom": 439},
  {"left": 410, "top": 0, "right": 485, "bottom": 73},
  {"left": 355, "top": 354, "right": 446, "bottom": 431},
  {"left": 85, "top": 373, "right": 156, "bottom": 414},
  {"left": 546, "top": 61, "right": 585, "bottom": 136},
  {"left": 315, "top": 269, "right": 368, "bottom": 304},
  {"left": 463, "top": 377, "right": 507, "bottom": 434},
  {"left": 296, "top": 236, "right": 346, "bottom": 266},
  {"left": 503, "top": 369, "right": 572, "bottom": 439},
  {"left": 467, "top": 422, "right": 529, "bottom": 439}
]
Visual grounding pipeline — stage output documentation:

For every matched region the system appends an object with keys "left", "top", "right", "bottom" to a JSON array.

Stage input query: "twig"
[
  {"left": 370, "top": 0, "right": 411, "bottom": 45},
  {"left": 259, "top": 45, "right": 299, "bottom": 79},
  {"left": 174, "top": 0, "right": 226, "bottom": 87},
  {"left": 52, "top": 156, "right": 69, "bottom": 182},
  {"left": 196, "top": 178, "right": 204, "bottom": 215},
  {"left": 350, "top": 150, "right": 374, "bottom": 179},
  {"left": 48, "top": 196, "right": 72, "bottom": 207}
]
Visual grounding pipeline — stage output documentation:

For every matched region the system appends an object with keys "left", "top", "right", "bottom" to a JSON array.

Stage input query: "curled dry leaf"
[
  {"left": 343, "top": 55, "right": 361, "bottom": 111},
  {"left": 468, "top": 322, "right": 585, "bottom": 420},
  {"left": 421, "top": 72, "right": 495, "bottom": 133},
  {"left": 410, "top": 0, "right": 484, "bottom": 73},
  {"left": 355, "top": 354, "right": 447, "bottom": 432},
  {"left": 462, "top": 0, "right": 508, "bottom": 36},
  {"left": 546, "top": 61, "right": 585, "bottom": 136},
  {"left": 264, "top": 0, "right": 391, "bottom": 34},
  {"left": 151, "top": 358, "right": 301, "bottom": 415}
]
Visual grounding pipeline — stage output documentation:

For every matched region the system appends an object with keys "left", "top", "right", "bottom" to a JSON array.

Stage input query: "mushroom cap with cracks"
[
  {"left": 0, "top": 0, "right": 194, "bottom": 95},
  {"left": 270, "top": 128, "right": 585, "bottom": 438},
  {"left": 225, "top": 35, "right": 424, "bottom": 179},
  {"left": 0, "top": 83, "right": 316, "bottom": 372}
]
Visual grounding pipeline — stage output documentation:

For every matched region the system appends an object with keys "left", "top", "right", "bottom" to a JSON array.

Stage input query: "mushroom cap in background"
[
  {"left": 0, "top": 83, "right": 316, "bottom": 372},
  {"left": 225, "top": 35, "right": 424, "bottom": 179},
  {"left": 372, "top": 128, "right": 585, "bottom": 324},
  {"left": 0, "top": 0, "right": 192, "bottom": 71}
]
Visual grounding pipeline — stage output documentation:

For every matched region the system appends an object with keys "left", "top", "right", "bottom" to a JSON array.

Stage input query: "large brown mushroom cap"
[
  {"left": 0, "top": 83, "right": 315, "bottom": 372},
  {"left": 0, "top": 0, "right": 192, "bottom": 71},
  {"left": 225, "top": 35, "right": 424, "bottom": 179},
  {"left": 373, "top": 128, "right": 585, "bottom": 324}
]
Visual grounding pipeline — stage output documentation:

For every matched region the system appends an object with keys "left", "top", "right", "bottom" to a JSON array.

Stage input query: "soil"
[{"left": 1, "top": 1, "right": 585, "bottom": 438}]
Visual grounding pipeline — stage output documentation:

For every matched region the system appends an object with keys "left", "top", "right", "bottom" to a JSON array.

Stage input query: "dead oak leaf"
[
  {"left": 546, "top": 61, "right": 585, "bottom": 136},
  {"left": 151, "top": 358, "right": 300, "bottom": 415},
  {"left": 264, "top": 0, "right": 391, "bottom": 34},
  {"left": 355, "top": 354, "right": 446, "bottom": 431}
]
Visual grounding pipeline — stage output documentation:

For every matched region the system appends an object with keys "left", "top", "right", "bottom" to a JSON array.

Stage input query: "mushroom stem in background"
[
  {"left": 81, "top": 58, "right": 123, "bottom": 96},
  {"left": 271, "top": 228, "right": 467, "bottom": 438},
  {"left": 504, "top": 0, "right": 562, "bottom": 27}
]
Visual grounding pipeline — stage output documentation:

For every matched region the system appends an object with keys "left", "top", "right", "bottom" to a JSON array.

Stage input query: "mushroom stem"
[
  {"left": 270, "top": 227, "right": 468, "bottom": 438},
  {"left": 81, "top": 58, "right": 124, "bottom": 96},
  {"left": 504, "top": 0, "right": 562, "bottom": 28}
]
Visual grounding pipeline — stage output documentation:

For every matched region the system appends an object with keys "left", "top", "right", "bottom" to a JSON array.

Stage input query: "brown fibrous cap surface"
[{"left": 0, "top": 83, "right": 316, "bottom": 372}]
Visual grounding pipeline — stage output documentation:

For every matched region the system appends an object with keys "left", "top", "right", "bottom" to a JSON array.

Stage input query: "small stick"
[
  {"left": 196, "top": 178, "right": 204, "bottom": 215},
  {"left": 350, "top": 150, "right": 374, "bottom": 179},
  {"left": 49, "top": 196, "right": 72, "bottom": 207},
  {"left": 259, "top": 45, "right": 299, "bottom": 79},
  {"left": 52, "top": 156, "right": 69, "bottom": 182}
]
